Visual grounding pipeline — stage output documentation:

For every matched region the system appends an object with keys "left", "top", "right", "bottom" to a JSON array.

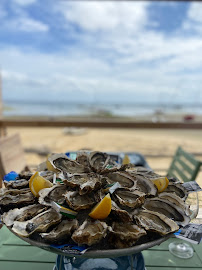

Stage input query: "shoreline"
[{"left": 3, "top": 112, "right": 202, "bottom": 123}]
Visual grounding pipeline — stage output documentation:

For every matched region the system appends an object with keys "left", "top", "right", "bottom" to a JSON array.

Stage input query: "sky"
[{"left": 1, "top": 0, "right": 202, "bottom": 104}]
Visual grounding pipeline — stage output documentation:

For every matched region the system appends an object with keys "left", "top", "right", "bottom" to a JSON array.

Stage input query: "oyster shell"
[
  {"left": 72, "top": 219, "right": 109, "bottom": 246},
  {"left": 63, "top": 172, "right": 102, "bottom": 195},
  {"left": 48, "top": 153, "right": 88, "bottom": 174},
  {"left": 76, "top": 151, "right": 90, "bottom": 168},
  {"left": 40, "top": 219, "right": 79, "bottom": 243},
  {"left": 135, "top": 209, "right": 179, "bottom": 235},
  {"left": 108, "top": 222, "right": 146, "bottom": 248},
  {"left": 4, "top": 179, "right": 29, "bottom": 189},
  {"left": 2, "top": 204, "right": 47, "bottom": 227},
  {"left": 143, "top": 198, "right": 190, "bottom": 226},
  {"left": 38, "top": 185, "right": 67, "bottom": 206},
  {"left": 12, "top": 208, "right": 62, "bottom": 237},
  {"left": 39, "top": 171, "right": 55, "bottom": 182},
  {"left": 105, "top": 171, "right": 135, "bottom": 189},
  {"left": 164, "top": 183, "right": 187, "bottom": 200},
  {"left": 88, "top": 151, "right": 110, "bottom": 172},
  {"left": 159, "top": 192, "right": 191, "bottom": 216},
  {"left": 0, "top": 188, "right": 35, "bottom": 207},
  {"left": 109, "top": 201, "right": 132, "bottom": 222},
  {"left": 112, "top": 188, "right": 145, "bottom": 209},
  {"left": 129, "top": 174, "right": 157, "bottom": 196},
  {"left": 65, "top": 191, "right": 95, "bottom": 211}
]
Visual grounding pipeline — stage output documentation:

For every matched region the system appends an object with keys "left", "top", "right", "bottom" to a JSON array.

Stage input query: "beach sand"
[{"left": 6, "top": 127, "right": 202, "bottom": 179}]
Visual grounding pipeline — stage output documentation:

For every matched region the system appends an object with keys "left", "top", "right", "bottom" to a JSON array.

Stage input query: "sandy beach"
[{"left": 6, "top": 126, "right": 202, "bottom": 180}]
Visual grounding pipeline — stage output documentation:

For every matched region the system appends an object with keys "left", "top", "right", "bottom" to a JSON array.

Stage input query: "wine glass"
[{"left": 168, "top": 191, "right": 199, "bottom": 259}]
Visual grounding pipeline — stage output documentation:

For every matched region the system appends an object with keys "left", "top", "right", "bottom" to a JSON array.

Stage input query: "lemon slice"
[
  {"left": 46, "top": 156, "right": 58, "bottom": 172},
  {"left": 151, "top": 177, "right": 169, "bottom": 193},
  {"left": 29, "top": 171, "right": 53, "bottom": 197},
  {"left": 122, "top": 154, "right": 130, "bottom": 165},
  {"left": 89, "top": 194, "right": 112, "bottom": 220}
]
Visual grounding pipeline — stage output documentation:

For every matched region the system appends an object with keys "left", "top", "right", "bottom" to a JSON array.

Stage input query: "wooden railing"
[{"left": 1, "top": 119, "right": 202, "bottom": 129}]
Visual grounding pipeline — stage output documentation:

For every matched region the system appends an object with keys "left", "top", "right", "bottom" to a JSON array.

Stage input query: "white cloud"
[
  {"left": 4, "top": 16, "right": 49, "bottom": 32},
  {"left": 187, "top": 3, "right": 202, "bottom": 23},
  {"left": 57, "top": 2, "right": 148, "bottom": 32},
  {"left": 182, "top": 3, "right": 202, "bottom": 33},
  {"left": 1, "top": 1, "right": 202, "bottom": 104}
]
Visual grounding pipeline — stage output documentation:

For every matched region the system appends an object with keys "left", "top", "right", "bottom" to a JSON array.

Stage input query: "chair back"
[
  {"left": 167, "top": 146, "right": 202, "bottom": 182},
  {"left": 0, "top": 134, "right": 26, "bottom": 187}
]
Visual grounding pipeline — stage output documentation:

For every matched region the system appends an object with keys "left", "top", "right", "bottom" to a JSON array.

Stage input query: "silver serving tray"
[{"left": 8, "top": 227, "right": 172, "bottom": 258}]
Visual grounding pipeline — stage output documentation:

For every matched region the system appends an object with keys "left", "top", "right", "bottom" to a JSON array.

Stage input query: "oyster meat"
[
  {"left": 38, "top": 185, "right": 67, "bottom": 206},
  {"left": 72, "top": 219, "right": 109, "bottom": 246},
  {"left": 65, "top": 191, "right": 95, "bottom": 211},
  {"left": 159, "top": 192, "right": 191, "bottom": 216},
  {"left": 109, "top": 201, "right": 132, "bottom": 222},
  {"left": 164, "top": 183, "right": 187, "bottom": 200},
  {"left": 88, "top": 151, "right": 110, "bottom": 172},
  {"left": 63, "top": 172, "right": 102, "bottom": 195},
  {"left": 143, "top": 198, "right": 190, "bottom": 226},
  {"left": 135, "top": 209, "right": 179, "bottom": 235},
  {"left": 105, "top": 171, "right": 135, "bottom": 189},
  {"left": 12, "top": 208, "right": 62, "bottom": 237},
  {"left": 108, "top": 222, "right": 146, "bottom": 248},
  {"left": 48, "top": 153, "right": 88, "bottom": 174},
  {"left": 76, "top": 152, "right": 90, "bottom": 168},
  {"left": 131, "top": 175, "right": 157, "bottom": 196},
  {"left": 112, "top": 188, "right": 145, "bottom": 209},
  {"left": 40, "top": 219, "right": 79, "bottom": 243},
  {"left": 0, "top": 188, "right": 35, "bottom": 207}
]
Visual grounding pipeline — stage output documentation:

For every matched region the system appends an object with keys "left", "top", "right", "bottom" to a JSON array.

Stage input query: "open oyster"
[
  {"left": 143, "top": 198, "right": 190, "bottom": 226},
  {"left": 159, "top": 192, "right": 191, "bottom": 216},
  {"left": 40, "top": 219, "right": 79, "bottom": 243},
  {"left": 112, "top": 188, "right": 145, "bottom": 209},
  {"left": 130, "top": 175, "right": 157, "bottom": 196},
  {"left": 108, "top": 222, "right": 146, "bottom": 248},
  {"left": 105, "top": 171, "right": 135, "bottom": 189},
  {"left": 135, "top": 209, "right": 179, "bottom": 235},
  {"left": 109, "top": 201, "right": 132, "bottom": 222},
  {"left": 63, "top": 172, "right": 102, "bottom": 195},
  {"left": 88, "top": 151, "right": 110, "bottom": 172},
  {"left": 38, "top": 185, "right": 67, "bottom": 206},
  {"left": 2, "top": 204, "right": 47, "bottom": 227},
  {"left": 48, "top": 153, "right": 89, "bottom": 174},
  {"left": 164, "top": 183, "right": 187, "bottom": 200},
  {"left": 76, "top": 151, "right": 90, "bottom": 167},
  {"left": 65, "top": 191, "right": 95, "bottom": 211},
  {"left": 12, "top": 208, "right": 62, "bottom": 237},
  {"left": 72, "top": 219, "right": 109, "bottom": 246},
  {"left": 4, "top": 179, "right": 29, "bottom": 189},
  {"left": 0, "top": 188, "right": 35, "bottom": 207}
]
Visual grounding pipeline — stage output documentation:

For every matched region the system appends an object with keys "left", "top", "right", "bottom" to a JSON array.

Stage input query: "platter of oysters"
[{"left": 0, "top": 151, "right": 192, "bottom": 258}]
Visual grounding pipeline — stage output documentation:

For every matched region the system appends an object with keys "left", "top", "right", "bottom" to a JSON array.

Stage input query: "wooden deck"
[{"left": 0, "top": 226, "right": 202, "bottom": 270}]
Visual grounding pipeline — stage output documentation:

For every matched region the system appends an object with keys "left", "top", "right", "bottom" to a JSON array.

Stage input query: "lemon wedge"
[
  {"left": 151, "top": 177, "right": 169, "bottom": 193},
  {"left": 122, "top": 154, "right": 130, "bottom": 165},
  {"left": 89, "top": 194, "right": 112, "bottom": 220},
  {"left": 29, "top": 171, "right": 53, "bottom": 197},
  {"left": 46, "top": 154, "right": 59, "bottom": 172}
]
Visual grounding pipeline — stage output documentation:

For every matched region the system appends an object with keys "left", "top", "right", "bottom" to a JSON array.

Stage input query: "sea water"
[{"left": 3, "top": 100, "right": 202, "bottom": 118}]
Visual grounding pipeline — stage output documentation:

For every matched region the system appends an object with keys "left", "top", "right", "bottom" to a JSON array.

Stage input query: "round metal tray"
[{"left": 8, "top": 227, "right": 173, "bottom": 258}]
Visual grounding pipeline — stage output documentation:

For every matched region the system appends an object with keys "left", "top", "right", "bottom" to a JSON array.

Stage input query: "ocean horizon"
[{"left": 3, "top": 100, "right": 202, "bottom": 118}]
